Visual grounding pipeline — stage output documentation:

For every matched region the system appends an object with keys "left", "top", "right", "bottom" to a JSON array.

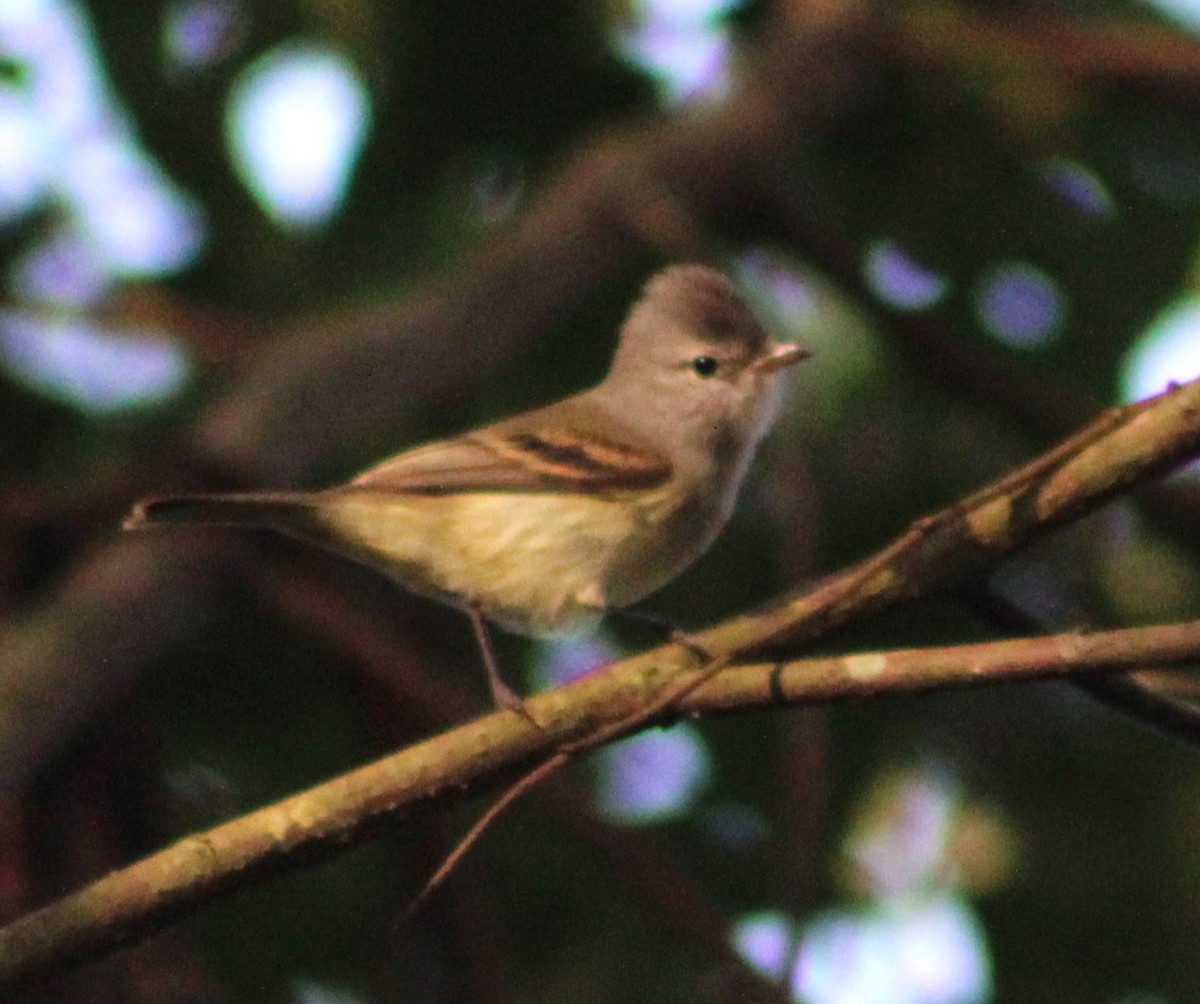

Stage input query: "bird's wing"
[{"left": 345, "top": 406, "right": 672, "bottom": 496}]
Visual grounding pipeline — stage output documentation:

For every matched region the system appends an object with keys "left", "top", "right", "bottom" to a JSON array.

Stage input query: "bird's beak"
[{"left": 754, "top": 342, "right": 812, "bottom": 374}]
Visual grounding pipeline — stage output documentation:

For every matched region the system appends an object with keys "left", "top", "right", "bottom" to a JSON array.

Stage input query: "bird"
[{"left": 124, "top": 264, "right": 810, "bottom": 711}]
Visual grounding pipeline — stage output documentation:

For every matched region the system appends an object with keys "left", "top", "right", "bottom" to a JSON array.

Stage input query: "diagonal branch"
[
  {"left": 704, "top": 377, "right": 1200, "bottom": 655},
  {"left": 956, "top": 584, "right": 1200, "bottom": 746},
  {"left": 259, "top": 563, "right": 796, "bottom": 1004},
  {"left": 1, "top": 618, "right": 1198, "bottom": 995},
  {"left": 2, "top": 373, "right": 1200, "bottom": 993}
]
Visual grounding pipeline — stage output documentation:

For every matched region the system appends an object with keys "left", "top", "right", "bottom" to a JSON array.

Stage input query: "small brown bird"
[{"left": 125, "top": 265, "right": 810, "bottom": 709}]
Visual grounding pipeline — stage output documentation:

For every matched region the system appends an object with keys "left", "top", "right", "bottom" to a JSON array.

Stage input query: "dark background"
[{"left": 1, "top": 1, "right": 1199, "bottom": 1001}]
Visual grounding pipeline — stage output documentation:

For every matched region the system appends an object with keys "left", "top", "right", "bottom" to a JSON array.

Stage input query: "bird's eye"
[{"left": 691, "top": 356, "right": 718, "bottom": 377}]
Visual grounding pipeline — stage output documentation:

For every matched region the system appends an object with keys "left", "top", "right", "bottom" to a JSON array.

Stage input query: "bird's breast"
[{"left": 318, "top": 490, "right": 643, "bottom": 637}]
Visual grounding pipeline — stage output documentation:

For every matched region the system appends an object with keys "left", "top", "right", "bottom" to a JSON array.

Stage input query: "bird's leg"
[
  {"left": 609, "top": 606, "right": 712, "bottom": 663},
  {"left": 467, "top": 606, "right": 533, "bottom": 717}
]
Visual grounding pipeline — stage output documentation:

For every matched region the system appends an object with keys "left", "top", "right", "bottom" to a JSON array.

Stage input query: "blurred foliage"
[{"left": 4, "top": 1, "right": 1200, "bottom": 1002}]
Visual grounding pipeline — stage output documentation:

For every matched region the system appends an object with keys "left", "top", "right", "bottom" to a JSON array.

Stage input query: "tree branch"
[
  {"left": 704, "top": 377, "right": 1200, "bottom": 655},
  {"left": 957, "top": 584, "right": 1200, "bottom": 747},
  {"left": 3, "top": 372, "right": 1200, "bottom": 993},
  {"left": 1, "top": 617, "right": 1198, "bottom": 994}
]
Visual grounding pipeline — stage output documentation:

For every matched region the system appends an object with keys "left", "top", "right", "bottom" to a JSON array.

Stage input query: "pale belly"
[{"left": 319, "top": 491, "right": 664, "bottom": 637}]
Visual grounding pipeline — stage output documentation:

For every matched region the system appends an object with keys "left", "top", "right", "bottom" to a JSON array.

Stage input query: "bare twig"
[
  {"left": 2, "top": 615, "right": 1200, "bottom": 993},
  {"left": 260, "top": 562, "right": 794, "bottom": 1004},
  {"left": 301, "top": 370, "right": 1200, "bottom": 912},
  {"left": 958, "top": 585, "right": 1200, "bottom": 747},
  {"left": 704, "top": 378, "right": 1200, "bottom": 655},
  {"left": 1127, "top": 669, "right": 1200, "bottom": 700},
  {"left": 1072, "top": 673, "right": 1200, "bottom": 746}
]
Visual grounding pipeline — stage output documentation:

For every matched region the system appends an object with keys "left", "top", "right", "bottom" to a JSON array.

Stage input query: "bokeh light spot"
[
  {"left": 731, "top": 910, "right": 795, "bottom": 982},
  {"left": 226, "top": 42, "right": 370, "bottom": 229},
  {"left": 641, "top": 0, "right": 742, "bottom": 18},
  {"left": 0, "top": 311, "right": 190, "bottom": 412},
  {"left": 846, "top": 770, "right": 955, "bottom": 899},
  {"left": 0, "top": 84, "right": 47, "bottom": 218},
  {"left": 0, "top": 0, "right": 203, "bottom": 412},
  {"left": 1142, "top": 0, "right": 1200, "bottom": 34},
  {"left": 65, "top": 134, "right": 205, "bottom": 274},
  {"left": 730, "top": 766, "right": 1002, "bottom": 1004},
  {"left": 164, "top": 0, "right": 242, "bottom": 72},
  {"left": 594, "top": 724, "right": 712, "bottom": 824},
  {"left": 974, "top": 262, "right": 1065, "bottom": 349},
  {"left": 1121, "top": 297, "right": 1200, "bottom": 402},
  {"left": 532, "top": 634, "right": 615, "bottom": 689},
  {"left": 737, "top": 248, "right": 820, "bottom": 324},
  {"left": 795, "top": 897, "right": 992, "bottom": 1004},
  {"left": 12, "top": 228, "right": 107, "bottom": 305},
  {"left": 1036, "top": 159, "right": 1116, "bottom": 218},
  {"left": 863, "top": 240, "right": 949, "bottom": 311},
  {"left": 0, "top": 0, "right": 207, "bottom": 299},
  {"left": 614, "top": 0, "right": 743, "bottom": 105}
]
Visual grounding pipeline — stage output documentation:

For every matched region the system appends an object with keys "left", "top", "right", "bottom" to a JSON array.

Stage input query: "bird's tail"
[{"left": 123, "top": 492, "right": 323, "bottom": 534}]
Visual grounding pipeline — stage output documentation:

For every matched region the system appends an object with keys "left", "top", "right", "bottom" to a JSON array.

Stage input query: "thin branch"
[
  {"left": 259, "top": 562, "right": 794, "bottom": 1004},
  {"left": 1072, "top": 672, "right": 1200, "bottom": 746},
  {"left": 957, "top": 585, "right": 1200, "bottom": 747},
  {"left": 3, "top": 371, "right": 1200, "bottom": 990},
  {"left": 0, "top": 367, "right": 1197, "bottom": 990},
  {"left": 1129, "top": 669, "right": 1200, "bottom": 700},
  {"left": 703, "top": 377, "right": 1200, "bottom": 655},
  {"left": 687, "top": 621, "right": 1200, "bottom": 710},
  {"left": 278, "top": 370, "right": 1200, "bottom": 916},
  {"left": 2, "top": 615, "right": 1199, "bottom": 994}
]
